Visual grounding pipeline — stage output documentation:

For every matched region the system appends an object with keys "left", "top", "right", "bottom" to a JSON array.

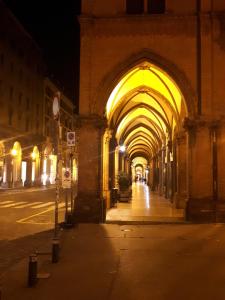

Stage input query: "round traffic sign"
[{"left": 64, "top": 170, "right": 70, "bottom": 178}]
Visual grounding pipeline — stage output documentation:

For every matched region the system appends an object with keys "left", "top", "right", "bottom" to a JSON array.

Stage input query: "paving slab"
[{"left": 2, "top": 223, "right": 225, "bottom": 300}]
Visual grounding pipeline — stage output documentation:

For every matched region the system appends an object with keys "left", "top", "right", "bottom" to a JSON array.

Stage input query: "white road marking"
[
  {"left": 0, "top": 201, "right": 14, "bottom": 204},
  {"left": 31, "top": 202, "right": 54, "bottom": 209},
  {"left": 14, "top": 202, "right": 43, "bottom": 208},
  {"left": 0, "top": 201, "right": 27, "bottom": 208},
  {"left": 32, "top": 202, "right": 65, "bottom": 210},
  {"left": 17, "top": 202, "right": 65, "bottom": 224}
]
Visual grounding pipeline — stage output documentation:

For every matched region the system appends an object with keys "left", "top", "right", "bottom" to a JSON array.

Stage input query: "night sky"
[{"left": 3, "top": 0, "right": 81, "bottom": 109}]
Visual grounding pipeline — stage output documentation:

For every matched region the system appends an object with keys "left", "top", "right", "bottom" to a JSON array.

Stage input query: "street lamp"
[
  {"left": 119, "top": 145, "right": 126, "bottom": 153},
  {"left": 52, "top": 92, "right": 60, "bottom": 238},
  {"left": 11, "top": 149, "right": 17, "bottom": 156}
]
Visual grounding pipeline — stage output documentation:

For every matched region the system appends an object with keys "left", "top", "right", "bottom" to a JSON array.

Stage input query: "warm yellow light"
[
  {"left": 31, "top": 152, "right": 36, "bottom": 160},
  {"left": 106, "top": 63, "right": 183, "bottom": 123},
  {"left": 11, "top": 149, "right": 17, "bottom": 156},
  {"left": 106, "top": 61, "right": 186, "bottom": 159},
  {"left": 119, "top": 145, "right": 126, "bottom": 152},
  {"left": 116, "top": 107, "right": 166, "bottom": 140}
]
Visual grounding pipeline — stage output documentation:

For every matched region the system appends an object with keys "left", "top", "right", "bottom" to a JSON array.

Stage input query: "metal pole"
[
  {"left": 54, "top": 119, "right": 60, "bottom": 238},
  {"left": 70, "top": 151, "right": 73, "bottom": 212},
  {"left": 53, "top": 92, "right": 61, "bottom": 238},
  {"left": 65, "top": 187, "right": 68, "bottom": 221},
  {"left": 28, "top": 254, "right": 38, "bottom": 287}
]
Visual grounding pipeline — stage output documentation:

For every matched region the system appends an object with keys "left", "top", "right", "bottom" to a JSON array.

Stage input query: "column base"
[
  {"left": 73, "top": 193, "right": 106, "bottom": 223},
  {"left": 173, "top": 193, "right": 187, "bottom": 209},
  {"left": 186, "top": 197, "right": 216, "bottom": 222},
  {"left": 24, "top": 180, "right": 32, "bottom": 187},
  {"left": 215, "top": 201, "right": 225, "bottom": 223},
  {"left": 1, "top": 182, "right": 12, "bottom": 188}
]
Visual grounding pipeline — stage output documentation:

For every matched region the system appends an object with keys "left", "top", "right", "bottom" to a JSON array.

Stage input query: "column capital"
[
  {"left": 76, "top": 114, "right": 108, "bottom": 130},
  {"left": 183, "top": 117, "right": 223, "bottom": 132}
]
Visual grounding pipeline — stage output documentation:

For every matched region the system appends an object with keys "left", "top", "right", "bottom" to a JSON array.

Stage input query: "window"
[
  {"left": 0, "top": 54, "right": 4, "bottom": 66},
  {"left": 148, "top": 0, "right": 165, "bottom": 14},
  {"left": 25, "top": 118, "right": 29, "bottom": 131},
  {"left": 10, "top": 62, "right": 14, "bottom": 73},
  {"left": 26, "top": 97, "right": 30, "bottom": 110},
  {"left": 9, "top": 86, "right": 13, "bottom": 100},
  {"left": 36, "top": 103, "right": 39, "bottom": 116},
  {"left": 8, "top": 106, "right": 13, "bottom": 125},
  {"left": 19, "top": 69, "right": 23, "bottom": 82},
  {"left": 36, "top": 120, "right": 39, "bottom": 132},
  {"left": 18, "top": 110, "right": 22, "bottom": 121},
  {"left": 126, "top": 0, "right": 165, "bottom": 14},
  {"left": 18, "top": 93, "right": 22, "bottom": 105},
  {"left": 126, "top": 0, "right": 144, "bottom": 14}
]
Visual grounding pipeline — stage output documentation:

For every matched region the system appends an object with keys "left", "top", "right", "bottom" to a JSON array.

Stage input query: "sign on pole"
[
  {"left": 62, "top": 169, "right": 71, "bottom": 189},
  {"left": 67, "top": 132, "right": 75, "bottom": 147}
]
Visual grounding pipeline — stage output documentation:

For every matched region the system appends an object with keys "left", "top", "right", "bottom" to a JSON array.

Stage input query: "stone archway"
[
  {"left": 93, "top": 49, "right": 196, "bottom": 119},
  {"left": 75, "top": 52, "right": 196, "bottom": 222},
  {"left": 102, "top": 58, "right": 191, "bottom": 213}
]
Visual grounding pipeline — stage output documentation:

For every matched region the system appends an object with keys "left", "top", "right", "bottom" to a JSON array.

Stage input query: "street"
[{"left": 0, "top": 188, "right": 68, "bottom": 275}]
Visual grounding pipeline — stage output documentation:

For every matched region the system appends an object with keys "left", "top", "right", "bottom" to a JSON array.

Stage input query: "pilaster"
[{"left": 74, "top": 115, "right": 107, "bottom": 222}]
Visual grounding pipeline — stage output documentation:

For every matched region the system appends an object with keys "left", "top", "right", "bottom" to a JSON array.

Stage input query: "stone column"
[
  {"left": 173, "top": 133, "right": 187, "bottom": 208},
  {"left": 114, "top": 146, "right": 119, "bottom": 188},
  {"left": 184, "top": 118, "right": 214, "bottom": 222},
  {"left": 158, "top": 150, "right": 163, "bottom": 194},
  {"left": 74, "top": 115, "right": 107, "bottom": 222},
  {"left": 102, "top": 129, "right": 112, "bottom": 208},
  {"left": 24, "top": 160, "right": 32, "bottom": 187}
]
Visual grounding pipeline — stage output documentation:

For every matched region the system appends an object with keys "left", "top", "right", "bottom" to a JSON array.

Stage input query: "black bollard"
[
  {"left": 52, "top": 238, "right": 60, "bottom": 263},
  {"left": 28, "top": 254, "right": 38, "bottom": 287}
]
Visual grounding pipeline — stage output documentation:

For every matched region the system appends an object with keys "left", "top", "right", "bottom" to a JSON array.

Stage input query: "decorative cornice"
[
  {"left": 182, "top": 117, "right": 223, "bottom": 131},
  {"left": 80, "top": 14, "right": 213, "bottom": 38}
]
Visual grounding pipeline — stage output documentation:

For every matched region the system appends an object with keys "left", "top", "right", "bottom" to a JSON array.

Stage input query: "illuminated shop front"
[
  {"left": 42, "top": 145, "right": 56, "bottom": 186},
  {"left": 11, "top": 142, "right": 22, "bottom": 187},
  {"left": 31, "top": 146, "right": 40, "bottom": 184}
]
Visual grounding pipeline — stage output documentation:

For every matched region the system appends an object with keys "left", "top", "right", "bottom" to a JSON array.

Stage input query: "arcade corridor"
[{"left": 106, "top": 182, "right": 184, "bottom": 223}]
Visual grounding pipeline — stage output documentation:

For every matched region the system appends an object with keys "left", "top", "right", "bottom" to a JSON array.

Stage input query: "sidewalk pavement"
[{"left": 2, "top": 223, "right": 225, "bottom": 300}]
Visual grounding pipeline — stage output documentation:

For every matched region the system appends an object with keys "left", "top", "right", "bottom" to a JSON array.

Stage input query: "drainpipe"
[{"left": 196, "top": 0, "right": 202, "bottom": 115}]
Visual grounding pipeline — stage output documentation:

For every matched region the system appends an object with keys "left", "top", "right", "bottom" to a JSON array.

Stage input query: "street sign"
[
  {"left": 62, "top": 169, "right": 71, "bottom": 189},
  {"left": 67, "top": 132, "right": 75, "bottom": 147}
]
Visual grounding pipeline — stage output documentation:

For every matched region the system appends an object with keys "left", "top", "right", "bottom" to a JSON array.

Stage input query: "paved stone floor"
[
  {"left": 3, "top": 223, "right": 225, "bottom": 300},
  {"left": 107, "top": 183, "right": 184, "bottom": 223}
]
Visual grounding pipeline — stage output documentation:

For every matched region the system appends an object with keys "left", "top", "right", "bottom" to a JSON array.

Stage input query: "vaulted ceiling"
[{"left": 106, "top": 61, "right": 187, "bottom": 164}]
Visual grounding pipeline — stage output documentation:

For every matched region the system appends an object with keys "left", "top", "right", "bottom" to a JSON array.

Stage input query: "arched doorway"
[
  {"left": 31, "top": 146, "right": 40, "bottom": 184},
  {"left": 11, "top": 141, "right": 22, "bottom": 187},
  {"left": 103, "top": 60, "right": 188, "bottom": 221},
  {"left": 42, "top": 144, "right": 56, "bottom": 185}
]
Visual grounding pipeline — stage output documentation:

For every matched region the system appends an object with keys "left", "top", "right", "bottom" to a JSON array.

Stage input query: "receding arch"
[
  {"left": 94, "top": 49, "right": 196, "bottom": 118},
  {"left": 102, "top": 51, "right": 190, "bottom": 211}
]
